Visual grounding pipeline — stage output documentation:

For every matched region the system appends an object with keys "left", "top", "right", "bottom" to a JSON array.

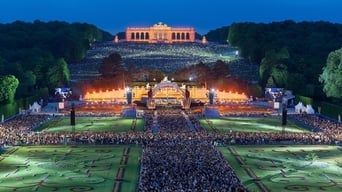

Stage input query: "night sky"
[{"left": 1, "top": 0, "right": 341, "bottom": 35}]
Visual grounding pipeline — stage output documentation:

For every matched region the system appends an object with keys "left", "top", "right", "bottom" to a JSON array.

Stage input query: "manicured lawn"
[
  {"left": 219, "top": 145, "right": 342, "bottom": 192},
  {"left": 0, "top": 145, "right": 141, "bottom": 192},
  {"left": 37, "top": 117, "right": 144, "bottom": 132},
  {"left": 200, "top": 117, "right": 310, "bottom": 133}
]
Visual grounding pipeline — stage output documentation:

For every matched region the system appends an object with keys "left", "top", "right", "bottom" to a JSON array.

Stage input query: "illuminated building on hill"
[{"left": 125, "top": 22, "right": 195, "bottom": 43}]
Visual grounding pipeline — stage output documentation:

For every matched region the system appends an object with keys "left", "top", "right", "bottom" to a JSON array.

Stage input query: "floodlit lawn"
[
  {"left": 219, "top": 145, "right": 342, "bottom": 192},
  {"left": 200, "top": 117, "right": 310, "bottom": 133},
  {"left": 0, "top": 145, "right": 141, "bottom": 192},
  {"left": 38, "top": 117, "right": 144, "bottom": 132}
]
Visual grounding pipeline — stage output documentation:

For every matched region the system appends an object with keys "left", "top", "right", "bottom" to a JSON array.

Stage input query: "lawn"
[
  {"left": 0, "top": 145, "right": 142, "bottom": 192},
  {"left": 219, "top": 145, "right": 342, "bottom": 192},
  {"left": 200, "top": 117, "right": 310, "bottom": 133},
  {"left": 37, "top": 117, "right": 145, "bottom": 133}
]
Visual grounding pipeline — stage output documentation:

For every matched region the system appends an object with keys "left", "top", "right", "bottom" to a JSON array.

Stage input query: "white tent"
[
  {"left": 295, "top": 102, "right": 306, "bottom": 113},
  {"left": 306, "top": 104, "right": 315, "bottom": 114},
  {"left": 30, "top": 102, "right": 41, "bottom": 113}
]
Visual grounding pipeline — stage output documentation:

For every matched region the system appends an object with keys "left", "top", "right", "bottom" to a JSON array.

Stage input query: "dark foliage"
[
  {"left": 0, "top": 20, "right": 113, "bottom": 98},
  {"left": 225, "top": 20, "right": 342, "bottom": 98},
  {"left": 205, "top": 26, "right": 229, "bottom": 43}
]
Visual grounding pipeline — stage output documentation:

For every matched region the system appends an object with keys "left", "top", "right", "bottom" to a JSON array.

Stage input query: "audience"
[{"left": 1, "top": 105, "right": 342, "bottom": 191}]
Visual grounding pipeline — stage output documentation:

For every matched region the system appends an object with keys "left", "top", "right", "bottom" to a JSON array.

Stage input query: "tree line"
[
  {"left": 0, "top": 20, "right": 112, "bottom": 103},
  {"left": 207, "top": 20, "right": 342, "bottom": 100}
]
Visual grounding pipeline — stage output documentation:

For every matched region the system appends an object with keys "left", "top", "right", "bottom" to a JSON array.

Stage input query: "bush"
[
  {"left": 318, "top": 102, "right": 342, "bottom": 120},
  {"left": 295, "top": 95, "right": 314, "bottom": 105}
]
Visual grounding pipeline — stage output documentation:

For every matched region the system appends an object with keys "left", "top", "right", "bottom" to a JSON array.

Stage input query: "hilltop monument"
[{"left": 126, "top": 22, "right": 195, "bottom": 43}]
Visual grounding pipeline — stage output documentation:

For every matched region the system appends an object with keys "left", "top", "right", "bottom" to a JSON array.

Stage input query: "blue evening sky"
[{"left": 0, "top": 0, "right": 341, "bottom": 35}]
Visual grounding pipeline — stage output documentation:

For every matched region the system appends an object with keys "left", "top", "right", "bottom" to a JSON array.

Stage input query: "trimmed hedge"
[
  {"left": 295, "top": 95, "right": 342, "bottom": 120},
  {"left": 295, "top": 95, "right": 314, "bottom": 105},
  {"left": 318, "top": 102, "right": 342, "bottom": 120}
]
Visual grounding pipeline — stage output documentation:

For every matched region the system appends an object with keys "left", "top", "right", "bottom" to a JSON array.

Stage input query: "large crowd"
[
  {"left": 69, "top": 41, "right": 259, "bottom": 82},
  {"left": 289, "top": 113, "right": 342, "bottom": 134},
  {"left": 1, "top": 106, "right": 342, "bottom": 191},
  {"left": 87, "top": 42, "right": 235, "bottom": 73},
  {"left": 1, "top": 112, "right": 342, "bottom": 147},
  {"left": 139, "top": 139, "right": 246, "bottom": 191},
  {"left": 138, "top": 107, "right": 247, "bottom": 191}
]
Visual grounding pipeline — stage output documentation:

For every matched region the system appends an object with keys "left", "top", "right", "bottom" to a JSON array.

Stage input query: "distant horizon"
[{"left": 1, "top": 0, "right": 342, "bottom": 35}]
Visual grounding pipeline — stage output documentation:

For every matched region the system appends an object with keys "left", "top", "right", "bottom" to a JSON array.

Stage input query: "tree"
[
  {"left": 266, "top": 76, "right": 276, "bottom": 88},
  {"left": 16, "top": 70, "right": 37, "bottom": 97},
  {"left": 205, "top": 26, "right": 229, "bottom": 43},
  {"left": 0, "top": 75, "right": 19, "bottom": 103},
  {"left": 248, "top": 83, "right": 263, "bottom": 98},
  {"left": 212, "top": 60, "right": 230, "bottom": 78},
  {"left": 47, "top": 58, "right": 70, "bottom": 89},
  {"left": 271, "top": 63, "right": 288, "bottom": 88},
  {"left": 98, "top": 53, "right": 125, "bottom": 78},
  {"left": 319, "top": 48, "right": 342, "bottom": 99},
  {"left": 259, "top": 48, "right": 289, "bottom": 88},
  {"left": 195, "top": 62, "right": 212, "bottom": 86}
]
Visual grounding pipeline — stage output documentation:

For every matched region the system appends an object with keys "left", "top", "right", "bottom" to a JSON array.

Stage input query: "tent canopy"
[
  {"left": 30, "top": 102, "right": 41, "bottom": 113},
  {"left": 295, "top": 102, "right": 306, "bottom": 113},
  {"left": 306, "top": 104, "right": 315, "bottom": 114}
]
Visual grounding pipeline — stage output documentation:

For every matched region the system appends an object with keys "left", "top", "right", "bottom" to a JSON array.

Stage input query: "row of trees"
[
  {"left": 212, "top": 20, "right": 342, "bottom": 100},
  {"left": 0, "top": 20, "right": 112, "bottom": 103},
  {"left": 96, "top": 53, "right": 230, "bottom": 87},
  {"left": 86, "top": 52, "right": 259, "bottom": 97}
]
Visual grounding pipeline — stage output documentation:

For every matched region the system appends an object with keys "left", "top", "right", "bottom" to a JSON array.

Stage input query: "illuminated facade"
[
  {"left": 83, "top": 79, "right": 248, "bottom": 104},
  {"left": 126, "top": 22, "right": 195, "bottom": 43}
]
